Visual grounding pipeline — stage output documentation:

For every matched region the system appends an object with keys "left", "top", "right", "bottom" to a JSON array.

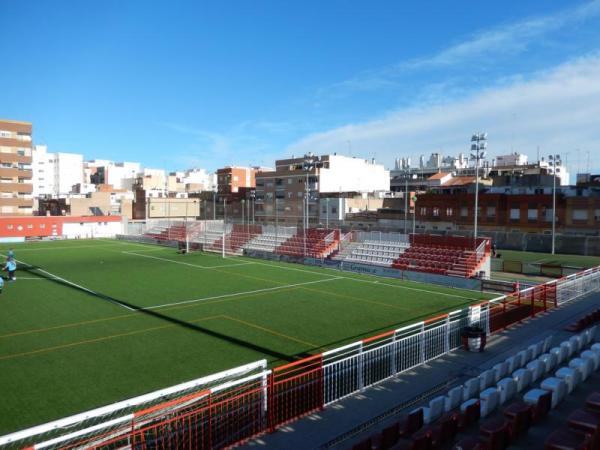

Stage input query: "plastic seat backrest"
[
  {"left": 497, "top": 378, "right": 517, "bottom": 404},
  {"left": 445, "top": 386, "right": 463, "bottom": 412},
  {"left": 463, "top": 377, "right": 480, "bottom": 401},
  {"left": 512, "top": 368, "right": 532, "bottom": 392},
  {"left": 479, "top": 369, "right": 495, "bottom": 391}
]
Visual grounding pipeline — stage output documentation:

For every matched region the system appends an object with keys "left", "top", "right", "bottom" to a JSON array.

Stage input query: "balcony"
[
  {"left": 0, "top": 152, "right": 32, "bottom": 164},
  {"left": 0, "top": 197, "right": 33, "bottom": 207},
  {"left": 0, "top": 182, "right": 33, "bottom": 193},
  {"left": 0, "top": 167, "right": 33, "bottom": 179},
  {"left": 0, "top": 137, "right": 32, "bottom": 150}
]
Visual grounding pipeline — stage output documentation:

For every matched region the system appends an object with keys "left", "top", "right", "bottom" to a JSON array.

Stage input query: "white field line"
[
  {"left": 145, "top": 277, "right": 343, "bottom": 310},
  {"left": 114, "top": 240, "right": 483, "bottom": 300},
  {"left": 3, "top": 243, "right": 129, "bottom": 252},
  {"left": 249, "top": 259, "right": 481, "bottom": 301},
  {"left": 1, "top": 254, "right": 135, "bottom": 312},
  {"left": 132, "top": 245, "right": 483, "bottom": 301},
  {"left": 121, "top": 251, "right": 255, "bottom": 269}
]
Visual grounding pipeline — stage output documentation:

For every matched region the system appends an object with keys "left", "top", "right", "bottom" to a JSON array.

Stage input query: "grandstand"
[
  {"left": 274, "top": 228, "right": 340, "bottom": 258},
  {"left": 333, "top": 239, "right": 409, "bottom": 266},
  {"left": 141, "top": 221, "right": 491, "bottom": 279}
]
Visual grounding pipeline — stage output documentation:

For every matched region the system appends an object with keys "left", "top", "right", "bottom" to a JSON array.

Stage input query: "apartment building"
[
  {"left": 254, "top": 154, "right": 389, "bottom": 225},
  {"left": 216, "top": 166, "right": 255, "bottom": 199},
  {"left": 0, "top": 119, "right": 33, "bottom": 215},
  {"left": 32, "top": 145, "right": 84, "bottom": 197},
  {"left": 415, "top": 187, "right": 600, "bottom": 235}
]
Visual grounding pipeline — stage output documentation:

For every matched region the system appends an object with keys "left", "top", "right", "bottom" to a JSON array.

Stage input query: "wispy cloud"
[
  {"left": 289, "top": 53, "right": 600, "bottom": 175},
  {"left": 160, "top": 119, "right": 307, "bottom": 170},
  {"left": 321, "top": 0, "right": 600, "bottom": 97}
]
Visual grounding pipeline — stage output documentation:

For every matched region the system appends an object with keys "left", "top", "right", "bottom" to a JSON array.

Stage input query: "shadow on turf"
[{"left": 21, "top": 264, "right": 305, "bottom": 363}]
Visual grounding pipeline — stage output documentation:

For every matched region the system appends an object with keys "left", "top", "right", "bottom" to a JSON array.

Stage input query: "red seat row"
[{"left": 565, "top": 309, "right": 600, "bottom": 333}]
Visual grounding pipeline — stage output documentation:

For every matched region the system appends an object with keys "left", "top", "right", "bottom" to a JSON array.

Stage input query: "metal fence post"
[{"left": 358, "top": 342, "right": 364, "bottom": 390}]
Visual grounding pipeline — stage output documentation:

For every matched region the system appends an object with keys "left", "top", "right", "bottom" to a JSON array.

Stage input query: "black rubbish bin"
[{"left": 461, "top": 326, "right": 487, "bottom": 352}]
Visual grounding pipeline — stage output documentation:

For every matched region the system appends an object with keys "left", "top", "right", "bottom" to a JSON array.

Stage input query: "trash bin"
[{"left": 461, "top": 326, "right": 487, "bottom": 352}]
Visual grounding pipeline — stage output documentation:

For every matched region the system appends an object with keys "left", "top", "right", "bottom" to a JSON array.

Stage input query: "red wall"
[{"left": 0, "top": 216, "right": 121, "bottom": 238}]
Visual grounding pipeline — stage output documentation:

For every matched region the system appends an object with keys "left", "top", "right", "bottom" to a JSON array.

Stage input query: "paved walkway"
[{"left": 241, "top": 292, "right": 600, "bottom": 450}]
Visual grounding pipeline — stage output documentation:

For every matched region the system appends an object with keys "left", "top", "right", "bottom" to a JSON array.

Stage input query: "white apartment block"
[
  {"left": 32, "top": 145, "right": 84, "bottom": 197},
  {"left": 318, "top": 154, "right": 390, "bottom": 193}
]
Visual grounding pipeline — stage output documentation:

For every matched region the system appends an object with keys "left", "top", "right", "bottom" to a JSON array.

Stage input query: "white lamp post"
[
  {"left": 302, "top": 153, "right": 318, "bottom": 257},
  {"left": 470, "top": 133, "right": 487, "bottom": 246},
  {"left": 548, "top": 154, "right": 561, "bottom": 255}
]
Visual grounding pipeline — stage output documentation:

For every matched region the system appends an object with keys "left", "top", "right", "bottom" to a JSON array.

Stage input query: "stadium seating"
[
  {"left": 208, "top": 224, "right": 262, "bottom": 255},
  {"left": 565, "top": 307, "right": 600, "bottom": 332},
  {"left": 275, "top": 229, "right": 339, "bottom": 258},
  {"left": 243, "top": 229, "right": 296, "bottom": 253},
  {"left": 334, "top": 240, "right": 409, "bottom": 266},
  {"left": 346, "top": 326, "right": 599, "bottom": 450}
]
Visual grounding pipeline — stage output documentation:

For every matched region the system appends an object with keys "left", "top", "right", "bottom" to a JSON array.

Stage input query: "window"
[
  {"left": 595, "top": 209, "right": 600, "bottom": 222},
  {"left": 572, "top": 210, "right": 588, "bottom": 221},
  {"left": 446, "top": 208, "right": 453, "bottom": 216},
  {"left": 528, "top": 209, "right": 538, "bottom": 221},
  {"left": 322, "top": 206, "right": 327, "bottom": 213},
  {"left": 487, "top": 206, "right": 496, "bottom": 218},
  {"left": 331, "top": 207, "right": 337, "bottom": 214},
  {"left": 510, "top": 208, "right": 520, "bottom": 220},
  {"left": 297, "top": 192, "right": 303, "bottom": 198},
  {"left": 420, "top": 207, "right": 427, "bottom": 216},
  {"left": 432, "top": 207, "right": 440, "bottom": 217},
  {"left": 288, "top": 178, "right": 292, "bottom": 184},
  {"left": 460, "top": 207, "right": 468, "bottom": 217}
]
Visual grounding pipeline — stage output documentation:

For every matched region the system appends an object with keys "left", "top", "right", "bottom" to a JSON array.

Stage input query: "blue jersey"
[
  {"left": 7, "top": 250, "right": 14, "bottom": 258},
  {"left": 6, "top": 260, "right": 16, "bottom": 271},
  {"left": 0, "top": 277, "right": 3, "bottom": 288}
]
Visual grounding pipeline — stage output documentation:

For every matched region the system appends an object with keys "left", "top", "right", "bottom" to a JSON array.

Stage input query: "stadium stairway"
[
  {"left": 275, "top": 229, "right": 339, "bottom": 258},
  {"left": 240, "top": 284, "right": 600, "bottom": 450},
  {"left": 209, "top": 224, "right": 261, "bottom": 255}
]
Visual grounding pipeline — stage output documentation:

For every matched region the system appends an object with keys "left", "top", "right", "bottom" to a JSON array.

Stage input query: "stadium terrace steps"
[
  {"left": 275, "top": 229, "right": 339, "bottom": 258},
  {"left": 338, "top": 240, "right": 409, "bottom": 266},
  {"left": 331, "top": 242, "right": 360, "bottom": 260},
  {"left": 143, "top": 224, "right": 187, "bottom": 241},
  {"left": 243, "top": 231, "right": 295, "bottom": 253},
  {"left": 209, "top": 224, "right": 262, "bottom": 255}
]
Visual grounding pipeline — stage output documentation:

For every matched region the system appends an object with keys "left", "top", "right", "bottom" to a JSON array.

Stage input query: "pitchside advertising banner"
[{"left": 303, "top": 257, "right": 482, "bottom": 290}]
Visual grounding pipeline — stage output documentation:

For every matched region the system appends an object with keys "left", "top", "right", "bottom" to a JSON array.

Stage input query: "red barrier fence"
[{"left": 268, "top": 354, "right": 323, "bottom": 431}]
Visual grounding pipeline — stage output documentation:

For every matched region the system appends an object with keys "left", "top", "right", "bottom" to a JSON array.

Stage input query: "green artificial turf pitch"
[
  {"left": 0, "top": 239, "right": 493, "bottom": 435},
  {"left": 498, "top": 249, "right": 600, "bottom": 268}
]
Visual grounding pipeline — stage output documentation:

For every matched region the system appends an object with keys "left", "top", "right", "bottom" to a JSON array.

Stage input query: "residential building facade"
[{"left": 0, "top": 119, "right": 33, "bottom": 215}]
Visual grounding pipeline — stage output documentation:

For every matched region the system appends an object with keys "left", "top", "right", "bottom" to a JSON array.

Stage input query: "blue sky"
[{"left": 2, "top": 0, "right": 600, "bottom": 175}]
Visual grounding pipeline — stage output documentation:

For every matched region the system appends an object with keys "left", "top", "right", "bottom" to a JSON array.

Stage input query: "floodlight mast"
[
  {"left": 470, "top": 133, "right": 487, "bottom": 247},
  {"left": 548, "top": 154, "right": 561, "bottom": 255},
  {"left": 302, "top": 153, "right": 318, "bottom": 257}
]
